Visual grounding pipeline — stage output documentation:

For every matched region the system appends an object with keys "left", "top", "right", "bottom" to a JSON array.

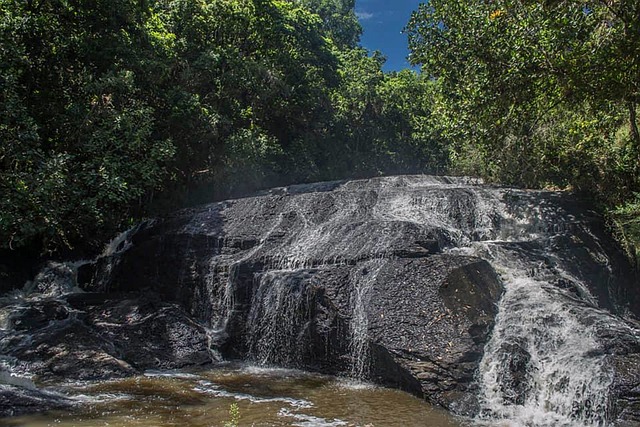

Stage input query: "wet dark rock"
[
  {"left": 86, "top": 298, "right": 214, "bottom": 371},
  {"left": 0, "top": 294, "right": 213, "bottom": 384},
  {"left": 611, "top": 354, "right": 640, "bottom": 424},
  {"left": 366, "top": 256, "right": 503, "bottom": 415},
  {"left": 2, "top": 175, "right": 640, "bottom": 423},
  {"left": 75, "top": 262, "right": 96, "bottom": 289},
  {"left": 9, "top": 301, "right": 70, "bottom": 331},
  {"left": 66, "top": 176, "right": 640, "bottom": 420},
  {"left": 496, "top": 339, "right": 531, "bottom": 405},
  {"left": 0, "top": 384, "right": 73, "bottom": 417},
  {"left": 65, "top": 292, "right": 110, "bottom": 308},
  {"left": 392, "top": 239, "right": 440, "bottom": 258},
  {"left": 593, "top": 320, "right": 640, "bottom": 423},
  {"left": 504, "top": 192, "right": 640, "bottom": 317}
]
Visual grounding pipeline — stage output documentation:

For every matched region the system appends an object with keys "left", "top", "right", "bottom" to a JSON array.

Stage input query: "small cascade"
[
  {"left": 470, "top": 245, "right": 613, "bottom": 426},
  {"left": 348, "top": 259, "right": 386, "bottom": 379},
  {"left": 373, "top": 185, "right": 506, "bottom": 248},
  {"left": 21, "top": 261, "right": 86, "bottom": 299},
  {"left": 246, "top": 270, "right": 314, "bottom": 366},
  {"left": 102, "top": 225, "right": 137, "bottom": 257},
  {"left": 205, "top": 212, "right": 287, "bottom": 338},
  {"left": 449, "top": 234, "right": 623, "bottom": 426},
  {"left": 208, "top": 265, "right": 235, "bottom": 336},
  {"left": 269, "top": 191, "right": 380, "bottom": 269},
  {"left": 86, "top": 223, "right": 148, "bottom": 292},
  {"left": 0, "top": 261, "right": 85, "bottom": 385}
]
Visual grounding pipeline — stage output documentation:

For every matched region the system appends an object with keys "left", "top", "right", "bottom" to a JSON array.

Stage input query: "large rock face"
[
  {"left": 78, "top": 175, "right": 639, "bottom": 421},
  {"left": 75, "top": 177, "right": 511, "bottom": 413},
  {"left": 2, "top": 175, "right": 640, "bottom": 425}
]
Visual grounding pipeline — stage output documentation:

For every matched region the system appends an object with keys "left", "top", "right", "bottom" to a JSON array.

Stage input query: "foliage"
[
  {"left": 404, "top": 0, "right": 640, "bottom": 266},
  {"left": 0, "top": 0, "right": 175, "bottom": 252},
  {"left": 296, "top": 0, "right": 362, "bottom": 48},
  {"left": 612, "top": 195, "right": 640, "bottom": 269},
  {"left": 328, "top": 51, "right": 447, "bottom": 177},
  {"left": 222, "top": 403, "right": 240, "bottom": 427},
  {"left": 406, "top": 0, "right": 640, "bottom": 205}
]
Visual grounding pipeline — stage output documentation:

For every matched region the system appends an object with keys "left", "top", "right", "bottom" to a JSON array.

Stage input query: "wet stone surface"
[{"left": 1, "top": 175, "right": 639, "bottom": 425}]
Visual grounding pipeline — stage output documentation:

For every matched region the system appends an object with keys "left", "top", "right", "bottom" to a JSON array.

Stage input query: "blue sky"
[{"left": 356, "top": 0, "right": 423, "bottom": 72}]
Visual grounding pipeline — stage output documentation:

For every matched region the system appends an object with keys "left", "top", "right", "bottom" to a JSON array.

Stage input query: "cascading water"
[
  {"left": 364, "top": 177, "right": 636, "bottom": 426},
  {"left": 7, "top": 175, "right": 638, "bottom": 426},
  {"left": 348, "top": 259, "right": 386, "bottom": 379},
  {"left": 238, "top": 178, "right": 507, "bottom": 380},
  {"left": 461, "top": 243, "right": 614, "bottom": 427},
  {"left": 195, "top": 186, "right": 399, "bottom": 374},
  {"left": 246, "top": 270, "right": 314, "bottom": 365},
  {"left": 479, "top": 280, "right": 611, "bottom": 425}
]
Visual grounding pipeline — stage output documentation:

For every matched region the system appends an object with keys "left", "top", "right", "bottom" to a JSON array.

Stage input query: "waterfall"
[
  {"left": 348, "top": 259, "right": 386, "bottom": 379},
  {"left": 462, "top": 243, "right": 614, "bottom": 427},
  {"left": 246, "top": 270, "right": 314, "bottom": 366},
  {"left": 58, "top": 174, "right": 637, "bottom": 425},
  {"left": 243, "top": 260, "right": 387, "bottom": 379}
]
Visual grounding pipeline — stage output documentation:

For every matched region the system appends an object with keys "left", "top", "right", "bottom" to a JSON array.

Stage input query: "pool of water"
[{"left": 0, "top": 364, "right": 470, "bottom": 426}]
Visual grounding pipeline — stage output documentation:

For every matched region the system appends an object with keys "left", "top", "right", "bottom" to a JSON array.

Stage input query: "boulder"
[
  {"left": 367, "top": 256, "right": 503, "bottom": 415},
  {"left": 0, "top": 293, "right": 213, "bottom": 383}
]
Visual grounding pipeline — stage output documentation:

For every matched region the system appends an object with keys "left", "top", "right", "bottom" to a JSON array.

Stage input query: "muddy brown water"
[{"left": 1, "top": 364, "right": 471, "bottom": 426}]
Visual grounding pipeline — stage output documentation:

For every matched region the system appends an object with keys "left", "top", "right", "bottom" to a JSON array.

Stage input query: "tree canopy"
[{"left": 407, "top": 0, "right": 640, "bottom": 199}]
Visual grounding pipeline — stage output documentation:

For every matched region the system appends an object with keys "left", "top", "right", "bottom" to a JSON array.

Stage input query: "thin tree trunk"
[{"left": 630, "top": 101, "right": 640, "bottom": 170}]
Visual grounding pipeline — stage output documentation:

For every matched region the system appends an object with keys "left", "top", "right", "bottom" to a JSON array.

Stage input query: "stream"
[{"left": 0, "top": 364, "right": 465, "bottom": 427}]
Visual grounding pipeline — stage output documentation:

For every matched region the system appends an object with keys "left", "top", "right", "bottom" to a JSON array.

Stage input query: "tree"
[
  {"left": 0, "top": 0, "right": 366, "bottom": 252},
  {"left": 294, "top": 0, "right": 362, "bottom": 48},
  {"left": 406, "top": 0, "right": 640, "bottom": 202},
  {"left": 0, "top": 0, "right": 174, "bottom": 252}
]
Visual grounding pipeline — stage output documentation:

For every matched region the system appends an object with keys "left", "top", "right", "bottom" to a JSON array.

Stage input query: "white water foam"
[
  {"left": 246, "top": 270, "right": 311, "bottom": 366},
  {"left": 278, "top": 408, "right": 349, "bottom": 427},
  {"left": 458, "top": 241, "right": 614, "bottom": 427},
  {"left": 194, "top": 379, "right": 313, "bottom": 409},
  {"left": 479, "top": 277, "right": 611, "bottom": 426}
]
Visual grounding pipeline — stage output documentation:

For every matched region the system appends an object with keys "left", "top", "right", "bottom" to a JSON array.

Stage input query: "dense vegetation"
[{"left": 1, "top": 0, "right": 639, "bottom": 260}]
